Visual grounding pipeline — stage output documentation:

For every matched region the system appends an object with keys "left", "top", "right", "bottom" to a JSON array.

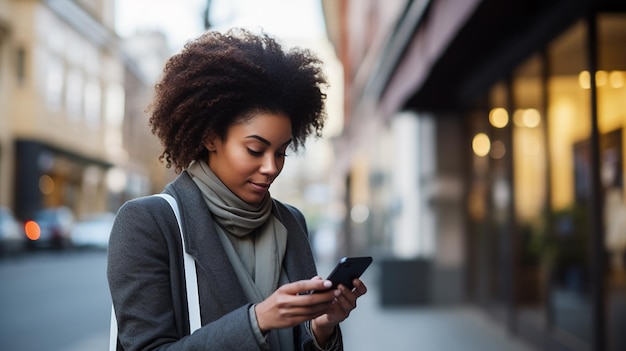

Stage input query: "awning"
[{"left": 401, "top": 0, "right": 590, "bottom": 112}]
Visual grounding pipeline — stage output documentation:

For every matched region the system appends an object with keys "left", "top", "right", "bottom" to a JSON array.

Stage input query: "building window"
[
  {"left": 65, "top": 68, "right": 83, "bottom": 120},
  {"left": 84, "top": 79, "right": 101, "bottom": 129},
  {"left": 45, "top": 55, "right": 64, "bottom": 110}
]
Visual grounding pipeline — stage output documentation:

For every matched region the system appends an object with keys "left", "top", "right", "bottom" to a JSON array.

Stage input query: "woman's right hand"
[{"left": 253, "top": 278, "right": 340, "bottom": 333}]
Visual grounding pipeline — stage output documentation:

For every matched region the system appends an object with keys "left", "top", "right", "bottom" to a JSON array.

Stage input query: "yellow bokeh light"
[
  {"left": 472, "top": 133, "right": 491, "bottom": 157},
  {"left": 522, "top": 109, "right": 541, "bottom": 128},
  {"left": 489, "top": 107, "right": 509, "bottom": 128},
  {"left": 513, "top": 109, "right": 525, "bottom": 127},
  {"left": 579, "top": 70, "right": 590, "bottom": 89},
  {"left": 596, "top": 70, "right": 608, "bottom": 86},
  {"left": 610, "top": 71, "right": 624, "bottom": 88}
]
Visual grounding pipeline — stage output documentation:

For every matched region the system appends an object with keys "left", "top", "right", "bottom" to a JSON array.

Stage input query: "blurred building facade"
[
  {"left": 322, "top": 0, "right": 626, "bottom": 350},
  {"left": 0, "top": 0, "right": 171, "bottom": 222}
]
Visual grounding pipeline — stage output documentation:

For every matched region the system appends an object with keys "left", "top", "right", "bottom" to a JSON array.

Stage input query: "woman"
[{"left": 107, "top": 28, "right": 367, "bottom": 350}]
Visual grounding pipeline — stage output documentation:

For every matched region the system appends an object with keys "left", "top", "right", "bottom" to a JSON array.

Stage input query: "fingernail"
[{"left": 323, "top": 280, "right": 332, "bottom": 288}]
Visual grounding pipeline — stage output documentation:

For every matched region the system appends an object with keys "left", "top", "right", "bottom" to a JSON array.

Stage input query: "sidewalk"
[{"left": 333, "top": 263, "right": 535, "bottom": 351}]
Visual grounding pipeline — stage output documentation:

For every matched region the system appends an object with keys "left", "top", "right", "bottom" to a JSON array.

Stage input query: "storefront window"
[
  {"left": 465, "top": 9, "right": 624, "bottom": 351},
  {"left": 487, "top": 81, "right": 514, "bottom": 320},
  {"left": 468, "top": 81, "right": 513, "bottom": 318},
  {"left": 511, "top": 53, "right": 549, "bottom": 339},
  {"left": 467, "top": 107, "right": 493, "bottom": 305},
  {"left": 597, "top": 13, "right": 626, "bottom": 351},
  {"left": 547, "top": 19, "right": 592, "bottom": 344}
]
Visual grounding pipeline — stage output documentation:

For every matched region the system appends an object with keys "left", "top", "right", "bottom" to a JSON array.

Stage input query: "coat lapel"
[
  {"left": 165, "top": 173, "right": 248, "bottom": 318},
  {"left": 272, "top": 200, "right": 318, "bottom": 282}
]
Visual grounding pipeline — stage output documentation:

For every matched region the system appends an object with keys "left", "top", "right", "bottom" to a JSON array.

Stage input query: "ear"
[{"left": 204, "top": 133, "right": 218, "bottom": 152}]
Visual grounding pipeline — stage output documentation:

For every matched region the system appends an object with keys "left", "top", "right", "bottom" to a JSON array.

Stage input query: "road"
[
  {"left": 0, "top": 250, "right": 111, "bottom": 351},
  {"left": 0, "top": 250, "right": 536, "bottom": 351}
]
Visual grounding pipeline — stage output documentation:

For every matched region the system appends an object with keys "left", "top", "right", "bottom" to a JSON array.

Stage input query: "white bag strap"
[
  {"left": 109, "top": 194, "right": 201, "bottom": 351},
  {"left": 154, "top": 193, "right": 202, "bottom": 332},
  {"left": 109, "top": 307, "right": 117, "bottom": 351}
]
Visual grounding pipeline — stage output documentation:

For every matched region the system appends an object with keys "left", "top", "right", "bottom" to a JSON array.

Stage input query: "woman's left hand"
[{"left": 311, "top": 278, "right": 367, "bottom": 342}]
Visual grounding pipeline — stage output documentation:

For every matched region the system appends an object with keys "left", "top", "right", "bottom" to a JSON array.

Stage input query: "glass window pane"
[
  {"left": 511, "top": 53, "right": 549, "bottom": 336},
  {"left": 597, "top": 13, "right": 626, "bottom": 351},
  {"left": 65, "top": 69, "right": 83, "bottom": 120},
  {"left": 45, "top": 55, "right": 64, "bottom": 110},
  {"left": 547, "top": 19, "right": 592, "bottom": 344}
]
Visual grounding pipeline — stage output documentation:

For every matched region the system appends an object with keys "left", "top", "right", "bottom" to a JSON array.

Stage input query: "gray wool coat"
[{"left": 107, "top": 172, "right": 343, "bottom": 350}]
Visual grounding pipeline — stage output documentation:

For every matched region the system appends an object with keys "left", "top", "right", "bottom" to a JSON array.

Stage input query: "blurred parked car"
[
  {"left": 70, "top": 212, "right": 116, "bottom": 249},
  {"left": 26, "top": 207, "right": 75, "bottom": 249},
  {"left": 0, "top": 207, "right": 26, "bottom": 256}
]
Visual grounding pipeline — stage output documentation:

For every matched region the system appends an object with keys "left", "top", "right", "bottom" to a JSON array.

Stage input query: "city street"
[
  {"left": 0, "top": 250, "right": 111, "bottom": 351},
  {"left": 0, "top": 250, "right": 534, "bottom": 351}
]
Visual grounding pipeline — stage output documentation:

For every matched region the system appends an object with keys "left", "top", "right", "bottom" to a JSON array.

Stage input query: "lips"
[{"left": 250, "top": 182, "right": 270, "bottom": 192}]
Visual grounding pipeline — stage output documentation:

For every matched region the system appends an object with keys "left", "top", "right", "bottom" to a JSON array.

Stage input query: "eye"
[{"left": 247, "top": 148, "right": 263, "bottom": 157}]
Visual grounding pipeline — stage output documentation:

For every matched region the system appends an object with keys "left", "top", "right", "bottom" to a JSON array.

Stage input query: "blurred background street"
[
  {"left": 0, "top": 250, "right": 534, "bottom": 351},
  {"left": 0, "top": 250, "right": 110, "bottom": 351},
  {"left": 1, "top": 0, "right": 625, "bottom": 350}
]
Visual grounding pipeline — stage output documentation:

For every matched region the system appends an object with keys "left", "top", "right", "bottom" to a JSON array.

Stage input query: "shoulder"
[
  {"left": 110, "top": 195, "right": 178, "bottom": 245},
  {"left": 116, "top": 195, "right": 172, "bottom": 221},
  {"left": 272, "top": 198, "right": 308, "bottom": 232}
]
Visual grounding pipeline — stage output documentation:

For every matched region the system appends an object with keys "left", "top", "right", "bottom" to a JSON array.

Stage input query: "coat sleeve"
[{"left": 107, "top": 196, "right": 262, "bottom": 351}]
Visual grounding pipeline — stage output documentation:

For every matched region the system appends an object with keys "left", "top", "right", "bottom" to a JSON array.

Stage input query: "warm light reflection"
[
  {"left": 39, "top": 175, "right": 55, "bottom": 195},
  {"left": 513, "top": 109, "right": 525, "bottom": 127},
  {"left": 610, "top": 71, "right": 624, "bottom": 88},
  {"left": 489, "top": 107, "right": 509, "bottom": 128},
  {"left": 25, "top": 220, "right": 41, "bottom": 241},
  {"left": 523, "top": 138, "right": 540, "bottom": 155},
  {"left": 595, "top": 70, "right": 608, "bottom": 86},
  {"left": 578, "top": 70, "right": 625, "bottom": 89},
  {"left": 579, "top": 71, "right": 591, "bottom": 89},
  {"left": 522, "top": 109, "right": 541, "bottom": 128},
  {"left": 472, "top": 133, "right": 491, "bottom": 157},
  {"left": 513, "top": 109, "right": 541, "bottom": 128}
]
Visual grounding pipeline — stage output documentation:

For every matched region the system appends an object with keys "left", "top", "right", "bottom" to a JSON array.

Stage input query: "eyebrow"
[{"left": 245, "top": 135, "right": 292, "bottom": 147}]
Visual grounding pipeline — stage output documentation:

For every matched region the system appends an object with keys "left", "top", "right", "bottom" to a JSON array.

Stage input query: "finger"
[
  {"left": 324, "top": 293, "right": 353, "bottom": 322},
  {"left": 300, "top": 289, "right": 340, "bottom": 306},
  {"left": 335, "top": 285, "right": 357, "bottom": 309},
  {"left": 284, "top": 279, "right": 333, "bottom": 295},
  {"left": 288, "top": 304, "right": 334, "bottom": 320},
  {"left": 352, "top": 279, "right": 368, "bottom": 297}
]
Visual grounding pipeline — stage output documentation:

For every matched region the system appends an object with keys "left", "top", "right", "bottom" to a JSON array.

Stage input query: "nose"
[{"left": 259, "top": 154, "right": 281, "bottom": 176}]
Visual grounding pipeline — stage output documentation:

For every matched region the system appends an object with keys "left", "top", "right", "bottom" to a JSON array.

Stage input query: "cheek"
[{"left": 229, "top": 150, "right": 258, "bottom": 174}]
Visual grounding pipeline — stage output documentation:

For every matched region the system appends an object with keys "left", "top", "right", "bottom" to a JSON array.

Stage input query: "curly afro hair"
[{"left": 148, "top": 28, "right": 328, "bottom": 173}]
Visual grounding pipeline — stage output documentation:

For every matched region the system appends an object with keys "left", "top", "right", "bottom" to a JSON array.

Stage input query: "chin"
[{"left": 242, "top": 193, "right": 268, "bottom": 206}]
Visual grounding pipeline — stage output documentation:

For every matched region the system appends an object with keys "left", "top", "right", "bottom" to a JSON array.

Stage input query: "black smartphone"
[{"left": 313, "top": 256, "right": 373, "bottom": 293}]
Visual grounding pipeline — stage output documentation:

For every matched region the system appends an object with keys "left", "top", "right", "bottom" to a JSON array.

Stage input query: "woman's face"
[{"left": 205, "top": 112, "right": 292, "bottom": 205}]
